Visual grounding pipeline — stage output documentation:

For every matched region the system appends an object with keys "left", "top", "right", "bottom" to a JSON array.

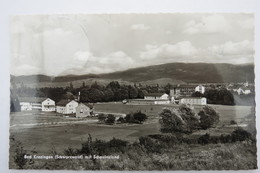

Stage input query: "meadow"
[{"left": 9, "top": 103, "right": 255, "bottom": 169}]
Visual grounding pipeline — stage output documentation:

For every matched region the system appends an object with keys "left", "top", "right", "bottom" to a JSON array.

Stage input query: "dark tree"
[
  {"left": 103, "top": 88, "right": 114, "bottom": 102},
  {"left": 204, "top": 89, "right": 235, "bottom": 105},
  {"left": 128, "top": 85, "right": 138, "bottom": 99},
  {"left": 159, "top": 105, "right": 200, "bottom": 133},
  {"left": 120, "top": 87, "right": 129, "bottom": 100},
  {"left": 86, "top": 88, "right": 104, "bottom": 103},
  {"left": 117, "top": 117, "right": 125, "bottom": 123},
  {"left": 98, "top": 114, "right": 106, "bottom": 123},
  {"left": 231, "top": 128, "right": 252, "bottom": 142},
  {"left": 198, "top": 106, "right": 220, "bottom": 129},
  {"left": 106, "top": 81, "right": 121, "bottom": 92},
  {"left": 80, "top": 88, "right": 90, "bottom": 102},
  {"left": 105, "top": 114, "right": 116, "bottom": 124},
  {"left": 178, "top": 104, "right": 200, "bottom": 133},
  {"left": 159, "top": 108, "right": 187, "bottom": 133},
  {"left": 133, "top": 111, "right": 147, "bottom": 123}
]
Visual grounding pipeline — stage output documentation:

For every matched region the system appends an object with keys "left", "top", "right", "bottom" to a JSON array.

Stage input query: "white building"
[
  {"left": 128, "top": 99, "right": 170, "bottom": 105},
  {"left": 76, "top": 103, "right": 94, "bottom": 118},
  {"left": 180, "top": 97, "right": 207, "bottom": 105},
  {"left": 19, "top": 97, "right": 47, "bottom": 111},
  {"left": 42, "top": 98, "right": 55, "bottom": 112},
  {"left": 144, "top": 93, "right": 169, "bottom": 100},
  {"left": 56, "top": 100, "right": 79, "bottom": 114},
  {"left": 237, "top": 88, "right": 251, "bottom": 95},
  {"left": 195, "top": 85, "right": 205, "bottom": 94}
]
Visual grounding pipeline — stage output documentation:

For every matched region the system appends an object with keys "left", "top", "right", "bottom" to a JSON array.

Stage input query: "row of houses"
[
  {"left": 128, "top": 84, "right": 207, "bottom": 105},
  {"left": 19, "top": 97, "right": 93, "bottom": 118}
]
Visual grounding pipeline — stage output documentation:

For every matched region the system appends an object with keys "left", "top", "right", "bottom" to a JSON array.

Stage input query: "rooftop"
[
  {"left": 56, "top": 99, "right": 76, "bottom": 106},
  {"left": 79, "top": 102, "right": 94, "bottom": 109},
  {"left": 144, "top": 93, "right": 167, "bottom": 97},
  {"left": 19, "top": 97, "right": 47, "bottom": 103}
]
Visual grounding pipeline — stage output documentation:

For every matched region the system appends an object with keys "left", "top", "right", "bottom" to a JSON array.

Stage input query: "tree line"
[
  {"left": 12, "top": 81, "right": 167, "bottom": 103},
  {"left": 11, "top": 81, "right": 238, "bottom": 113}
]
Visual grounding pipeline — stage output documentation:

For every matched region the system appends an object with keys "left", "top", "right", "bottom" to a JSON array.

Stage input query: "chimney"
[{"left": 78, "top": 91, "right": 81, "bottom": 102}]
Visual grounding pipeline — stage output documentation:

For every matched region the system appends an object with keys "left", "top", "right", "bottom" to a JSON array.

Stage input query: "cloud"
[
  {"left": 68, "top": 50, "right": 135, "bottom": 74},
  {"left": 238, "top": 18, "right": 254, "bottom": 30},
  {"left": 73, "top": 51, "right": 92, "bottom": 62},
  {"left": 208, "top": 40, "right": 254, "bottom": 56},
  {"left": 184, "top": 14, "right": 231, "bottom": 34},
  {"left": 131, "top": 24, "right": 150, "bottom": 31},
  {"left": 140, "top": 41, "right": 198, "bottom": 60}
]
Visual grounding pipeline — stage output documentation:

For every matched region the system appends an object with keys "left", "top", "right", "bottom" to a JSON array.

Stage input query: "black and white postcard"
[{"left": 9, "top": 13, "right": 257, "bottom": 170}]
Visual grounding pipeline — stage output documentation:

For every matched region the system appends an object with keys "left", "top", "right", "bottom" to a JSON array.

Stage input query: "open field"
[
  {"left": 10, "top": 103, "right": 253, "bottom": 151},
  {"left": 94, "top": 102, "right": 252, "bottom": 123},
  {"left": 9, "top": 103, "right": 254, "bottom": 169}
]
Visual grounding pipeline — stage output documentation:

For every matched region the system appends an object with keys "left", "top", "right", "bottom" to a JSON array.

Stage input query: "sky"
[{"left": 11, "top": 13, "right": 254, "bottom": 76}]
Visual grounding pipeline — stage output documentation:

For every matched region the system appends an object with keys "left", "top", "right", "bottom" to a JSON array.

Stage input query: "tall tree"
[{"left": 198, "top": 106, "right": 220, "bottom": 129}]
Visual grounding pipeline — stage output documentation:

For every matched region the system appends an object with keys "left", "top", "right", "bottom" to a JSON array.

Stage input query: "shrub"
[
  {"left": 108, "top": 138, "right": 128, "bottom": 153},
  {"left": 139, "top": 136, "right": 162, "bottom": 153},
  {"left": 13, "top": 141, "right": 27, "bottom": 169},
  {"left": 105, "top": 114, "right": 116, "bottom": 125},
  {"left": 219, "top": 134, "right": 232, "bottom": 143},
  {"left": 159, "top": 105, "right": 199, "bottom": 134},
  {"left": 64, "top": 147, "right": 79, "bottom": 156},
  {"left": 198, "top": 133, "right": 210, "bottom": 145},
  {"left": 231, "top": 128, "right": 252, "bottom": 142},
  {"left": 178, "top": 104, "right": 200, "bottom": 133},
  {"left": 125, "top": 113, "right": 136, "bottom": 123},
  {"left": 159, "top": 108, "right": 187, "bottom": 133},
  {"left": 98, "top": 114, "right": 106, "bottom": 123},
  {"left": 133, "top": 111, "right": 147, "bottom": 123},
  {"left": 198, "top": 106, "right": 220, "bottom": 129},
  {"left": 117, "top": 117, "right": 125, "bottom": 123}
]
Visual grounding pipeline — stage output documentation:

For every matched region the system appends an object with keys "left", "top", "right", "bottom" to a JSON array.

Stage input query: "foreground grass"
[{"left": 10, "top": 140, "right": 257, "bottom": 170}]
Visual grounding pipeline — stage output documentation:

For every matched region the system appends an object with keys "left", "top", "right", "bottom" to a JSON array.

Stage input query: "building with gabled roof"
[
  {"left": 19, "top": 97, "right": 47, "bottom": 111},
  {"left": 56, "top": 99, "right": 78, "bottom": 114},
  {"left": 42, "top": 98, "right": 55, "bottom": 112},
  {"left": 76, "top": 103, "right": 94, "bottom": 118},
  {"left": 170, "top": 84, "right": 205, "bottom": 99},
  {"left": 144, "top": 93, "right": 169, "bottom": 100}
]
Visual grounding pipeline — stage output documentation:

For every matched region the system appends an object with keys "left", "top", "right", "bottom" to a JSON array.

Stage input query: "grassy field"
[
  {"left": 94, "top": 102, "right": 252, "bottom": 123},
  {"left": 9, "top": 103, "right": 255, "bottom": 169}
]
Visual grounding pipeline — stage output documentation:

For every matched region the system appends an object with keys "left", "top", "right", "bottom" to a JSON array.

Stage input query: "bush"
[
  {"left": 98, "top": 114, "right": 106, "bottom": 123},
  {"left": 117, "top": 117, "right": 125, "bottom": 123},
  {"left": 198, "top": 133, "right": 210, "bottom": 145},
  {"left": 124, "top": 112, "right": 147, "bottom": 124},
  {"left": 105, "top": 114, "right": 116, "bottom": 125},
  {"left": 219, "top": 134, "right": 232, "bottom": 143},
  {"left": 80, "top": 135, "right": 128, "bottom": 156},
  {"left": 108, "top": 138, "right": 128, "bottom": 153},
  {"left": 159, "top": 108, "right": 187, "bottom": 133},
  {"left": 231, "top": 128, "right": 251, "bottom": 142},
  {"left": 159, "top": 105, "right": 199, "bottom": 134},
  {"left": 125, "top": 113, "right": 136, "bottom": 123},
  {"left": 198, "top": 106, "right": 220, "bottom": 130},
  {"left": 178, "top": 104, "right": 200, "bottom": 133},
  {"left": 133, "top": 111, "right": 147, "bottom": 123},
  {"left": 13, "top": 141, "right": 28, "bottom": 169},
  {"left": 139, "top": 136, "right": 162, "bottom": 153}
]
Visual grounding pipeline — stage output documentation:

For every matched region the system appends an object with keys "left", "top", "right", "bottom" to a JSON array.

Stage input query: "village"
[{"left": 17, "top": 82, "right": 254, "bottom": 118}]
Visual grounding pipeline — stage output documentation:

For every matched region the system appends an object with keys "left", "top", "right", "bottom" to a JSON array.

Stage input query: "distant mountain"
[{"left": 11, "top": 63, "right": 255, "bottom": 86}]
